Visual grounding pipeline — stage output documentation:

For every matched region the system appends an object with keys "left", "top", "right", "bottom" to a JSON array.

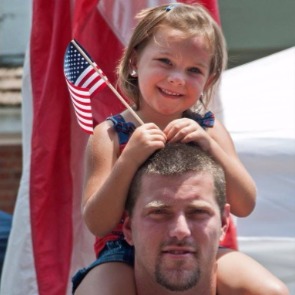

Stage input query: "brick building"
[{"left": 0, "top": 67, "right": 22, "bottom": 214}]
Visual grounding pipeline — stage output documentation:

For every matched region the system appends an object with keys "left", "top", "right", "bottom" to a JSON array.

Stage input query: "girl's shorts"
[{"left": 72, "top": 239, "right": 134, "bottom": 294}]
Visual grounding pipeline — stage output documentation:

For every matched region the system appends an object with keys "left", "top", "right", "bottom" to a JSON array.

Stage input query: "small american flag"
[{"left": 64, "top": 40, "right": 107, "bottom": 134}]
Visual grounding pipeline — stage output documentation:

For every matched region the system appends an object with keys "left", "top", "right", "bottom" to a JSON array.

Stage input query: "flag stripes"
[{"left": 64, "top": 41, "right": 107, "bottom": 133}]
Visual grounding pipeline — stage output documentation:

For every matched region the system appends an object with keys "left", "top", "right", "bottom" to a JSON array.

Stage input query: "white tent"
[{"left": 220, "top": 47, "right": 295, "bottom": 293}]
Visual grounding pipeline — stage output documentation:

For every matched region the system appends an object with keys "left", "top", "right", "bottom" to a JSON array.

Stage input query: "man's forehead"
[
  {"left": 144, "top": 198, "right": 214, "bottom": 209},
  {"left": 140, "top": 172, "right": 214, "bottom": 189},
  {"left": 138, "top": 172, "right": 216, "bottom": 205}
]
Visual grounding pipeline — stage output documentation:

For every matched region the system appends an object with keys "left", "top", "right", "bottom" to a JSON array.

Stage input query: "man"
[{"left": 123, "top": 142, "right": 230, "bottom": 295}]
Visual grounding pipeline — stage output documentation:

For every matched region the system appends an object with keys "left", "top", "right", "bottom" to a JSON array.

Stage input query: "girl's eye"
[
  {"left": 158, "top": 58, "right": 172, "bottom": 65},
  {"left": 189, "top": 67, "right": 202, "bottom": 74}
]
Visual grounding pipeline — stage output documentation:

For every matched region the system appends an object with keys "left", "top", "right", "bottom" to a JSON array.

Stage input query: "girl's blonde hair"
[{"left": 117, "top": 3, "right": 227, "bottom": 111}]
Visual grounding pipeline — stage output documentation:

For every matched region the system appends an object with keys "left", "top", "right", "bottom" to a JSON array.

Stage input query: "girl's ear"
[
  {"left": 220, "top": 204, "right": 230, "bottom": 242},
  {"left": 203, "top": 73, "right": 216, "bottom": 93},
  {"left": 129, "top": 50, "right": 138, "bottom": 72},
  {"left": 123, "top": 216, "right": 134, "bottom": 246}
]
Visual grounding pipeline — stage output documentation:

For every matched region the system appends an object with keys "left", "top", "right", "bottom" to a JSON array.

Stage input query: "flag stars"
[{"left": 64, "top": 44, "right": 91, "bottom": 83}]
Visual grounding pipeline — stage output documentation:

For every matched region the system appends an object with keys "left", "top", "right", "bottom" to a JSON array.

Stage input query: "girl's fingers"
[
  {"left": 165, "top": 120, "right": 200, "bottom": 142},
  {"left": 133, "top": 124, "right": 167, "bottom": 142}
]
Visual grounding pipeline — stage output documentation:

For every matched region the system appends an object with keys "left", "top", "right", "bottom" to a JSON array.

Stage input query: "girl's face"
[{"left": 133, "top": 25, "right": 212, "bottom": 118}]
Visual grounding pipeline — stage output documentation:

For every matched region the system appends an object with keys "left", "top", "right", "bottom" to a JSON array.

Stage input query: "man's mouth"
[{"left": 162, "top": 246, "right": 196, "bottom": 256}]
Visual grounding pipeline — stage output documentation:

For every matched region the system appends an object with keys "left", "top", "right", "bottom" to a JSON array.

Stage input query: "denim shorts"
[{"left": 72, "top": 239, "right": 134, "bottom": 294}]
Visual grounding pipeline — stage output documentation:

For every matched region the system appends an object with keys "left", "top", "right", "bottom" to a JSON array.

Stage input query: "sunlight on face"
[
  {"left": 130, "top": 172, "right": 223, "bottom": 291},
  {"left": 134, "top": 25, "right": 212, "bottom": 117}
]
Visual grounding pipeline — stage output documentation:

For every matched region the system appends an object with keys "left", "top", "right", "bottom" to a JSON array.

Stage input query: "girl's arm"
[
  {"left": 206, "top": 119, "right": 256, "bottom": 217},
  {"left": 164, "top": 118, "right": 256, "bottom": 217},
  {"left": 82, "top": 121, "right": 166, "bottom": 237}
]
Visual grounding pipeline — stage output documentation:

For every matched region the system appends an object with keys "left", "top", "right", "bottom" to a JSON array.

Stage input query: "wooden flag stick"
[{"left": 71, "top": 39, "right": 144, "bottom": 125}]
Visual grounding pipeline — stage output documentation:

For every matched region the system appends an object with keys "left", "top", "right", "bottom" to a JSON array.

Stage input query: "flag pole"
[{"left": 71, "top": 40, "right": 144, "bottom": 125}]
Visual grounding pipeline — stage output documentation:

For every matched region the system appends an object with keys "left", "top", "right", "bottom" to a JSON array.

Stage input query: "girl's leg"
[
  {"left": 216, "top": 248, "right": 289, "bottom": 295},
  {"left": 74, "top": 262, "right": 136, "bottom": 295}
]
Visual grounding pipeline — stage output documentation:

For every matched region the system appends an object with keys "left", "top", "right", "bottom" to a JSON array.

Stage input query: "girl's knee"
[{"left": 263, "top": 280, "right": 289, "bottom": 295}]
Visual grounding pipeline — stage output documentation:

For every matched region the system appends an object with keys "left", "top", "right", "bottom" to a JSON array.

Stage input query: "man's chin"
[
  {"left": 155, "top": 262, "right": 201, "bottom": 291},
  {"left": 160, "top": 255, "right": 197, "bottom": 271}
]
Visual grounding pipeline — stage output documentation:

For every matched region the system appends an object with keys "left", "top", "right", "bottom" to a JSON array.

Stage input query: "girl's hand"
[
  {"left": 121, "top": 123, "right": 167, "bottom": 167},
  {"left": 164, "top": 118, "right": 211, "bottom": 151}
]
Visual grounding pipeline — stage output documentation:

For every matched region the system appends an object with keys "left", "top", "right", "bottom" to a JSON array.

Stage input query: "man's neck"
[{"left": 135, "top": 273, "right": 217, "bottom": 295}]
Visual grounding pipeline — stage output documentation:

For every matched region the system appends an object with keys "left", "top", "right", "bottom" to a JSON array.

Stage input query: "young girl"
[{"left": 73, "top": 3, "right": 289, "bottom": 295}]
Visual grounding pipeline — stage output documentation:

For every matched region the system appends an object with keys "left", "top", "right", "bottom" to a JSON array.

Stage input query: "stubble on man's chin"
[{"left": 155, "top": 259, "right": 201, "bottom": 291}]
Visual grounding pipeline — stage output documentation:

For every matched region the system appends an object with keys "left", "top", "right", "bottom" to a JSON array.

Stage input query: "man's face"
[{"left": 124, "top": 171, "right": 229, "bottom": 291}]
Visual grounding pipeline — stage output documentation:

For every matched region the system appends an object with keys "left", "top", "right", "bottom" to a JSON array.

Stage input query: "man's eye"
[
  {"left": 151, "top": 209, "right": 167, "bottom": 215},
  {"left": 149, "top": 208, "right": 171, "bottom": 219},
  {"left": 187, "top": 209, "right": 210, "bottom": 217}
]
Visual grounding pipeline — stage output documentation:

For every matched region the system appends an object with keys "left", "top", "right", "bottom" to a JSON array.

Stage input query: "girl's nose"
[
  {"left": 168, "top": 71, "right": 185, "bottom": 86},
  {"left": 169, "top": 214, "right": 191, "bottom": 241}
]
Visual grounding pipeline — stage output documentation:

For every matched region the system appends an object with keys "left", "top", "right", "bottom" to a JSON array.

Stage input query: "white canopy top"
[{"left": 220, "top": 47, "right": 295, "bottom": 238}]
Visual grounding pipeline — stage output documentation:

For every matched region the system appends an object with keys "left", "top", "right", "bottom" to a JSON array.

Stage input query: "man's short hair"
[{"left": 126, "top": 142, "right": 226, "bottom": 215}]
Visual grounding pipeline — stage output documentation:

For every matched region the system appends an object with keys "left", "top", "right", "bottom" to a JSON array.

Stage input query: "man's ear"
[
  {"left": 123, "top": 215, "right": 134, "bottom": 246},
  {"left": 220, "top": 203, "right": 230, "bottom": 242}
]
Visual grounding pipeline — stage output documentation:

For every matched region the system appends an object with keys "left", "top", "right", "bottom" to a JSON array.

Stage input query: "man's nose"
[{"left": 169, "top": 214, "right": 191, "bottom": 240}]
